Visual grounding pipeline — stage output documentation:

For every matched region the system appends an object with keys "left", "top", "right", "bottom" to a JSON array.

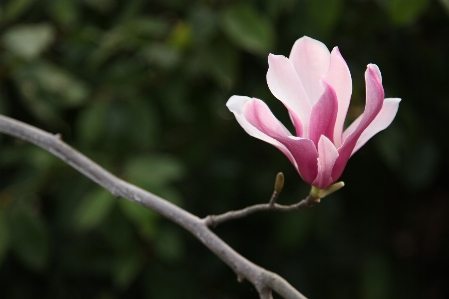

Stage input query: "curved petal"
[
  {"left": 322, "top": 47, "right": 352, "bottom": 147},
  {"left": 284, "top": 136, "right": 319, "bottom": 184},
  {"left": 308, "top": 81, "right": 338, "bottom": 146},
  {"left": 289, "top": 36, "right": 331, "bottom": 105},
  {"left": 351, "top": 97, "right": 401, "bottom": 154},
  {"left": 241, "top": 98, "right": 319, "bottom": 183},
  {"left": 267, "top": 54, "right": 310, "bottom": 135},
  {"left": 312, "top": 135, "right": 339, "bottom": 189},
  {"left": 226, "top": 95, "right": 297, "bottom": 168},
  {"left": 332, "top": 64, "right": 385, "bottom": 181}
]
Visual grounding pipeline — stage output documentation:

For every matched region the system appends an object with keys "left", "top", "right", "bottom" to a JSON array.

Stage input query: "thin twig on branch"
[
  {"left": 0, "top": 115, "right": 308, "bottom": 299},
  {"left": 204, "top": 195, "right": 317, "bottom": 227}
]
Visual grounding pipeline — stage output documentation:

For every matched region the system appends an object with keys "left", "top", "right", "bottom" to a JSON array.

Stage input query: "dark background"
[{"left": 0, "top": 0, "right": 448, "bottom": 298}]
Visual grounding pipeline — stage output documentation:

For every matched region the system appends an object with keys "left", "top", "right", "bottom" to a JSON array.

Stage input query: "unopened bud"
[{"left": 274, "top": 172, "right": 284, "bottom": 193}]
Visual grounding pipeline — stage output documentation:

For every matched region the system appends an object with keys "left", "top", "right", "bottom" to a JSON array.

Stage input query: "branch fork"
[{"left": 0, "top": 114, "right": 341, "bottom": 299}]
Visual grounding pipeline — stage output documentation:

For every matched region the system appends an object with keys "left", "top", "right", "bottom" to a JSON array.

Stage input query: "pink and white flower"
[{"left": 227, "top": 36, "right": 400, "bottom": 189}]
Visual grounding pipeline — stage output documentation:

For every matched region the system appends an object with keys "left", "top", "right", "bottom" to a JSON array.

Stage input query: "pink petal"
[
  {"left": 322, "top": 47, "right": 352, "bottom": 147},
  {"left": 226, "top": 96, "right": 320, "bottom": 184},
  {"left": 226, "top": 96, "right": 297, "bottom": 167},
  {"left": 267, "top": 54, "right": 310, "bottom": 136},
  {"left": 284, "top": 137, "right": 318, "bottom": 184},
  {"left": 241, "top": 98, "right": 319, "bottom": 184},
  {"left": 308, "top": 81, "right": 338, "bottom": 146},
  {"left": 331, "top": 64, "right": 385, "bottom": 181},
  {"left": 289, "top": 36, "right": 331, "bottom": 105},
  {"left": 312, "top": 135, "right": 339, "bottom": 189},
  {"left": 351, "top": 97, "right": 401, "bottom": 154}
]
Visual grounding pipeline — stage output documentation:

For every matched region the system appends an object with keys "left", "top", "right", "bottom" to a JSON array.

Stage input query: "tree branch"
[
  {"left": 204, "top": 195, "right": 317, "bottom": 227},
  {"left": 0, "top": 115, "right": 308, "bottom": 299}
]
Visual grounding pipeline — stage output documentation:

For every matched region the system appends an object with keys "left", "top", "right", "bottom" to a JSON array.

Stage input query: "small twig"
[{"left": 204, "top": 195, "right": 317, "bottom": 227}]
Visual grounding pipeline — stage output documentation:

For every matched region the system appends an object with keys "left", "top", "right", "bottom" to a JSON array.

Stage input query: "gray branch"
[
  {"left": 204, "top": 194, "right": 317, "bottom": 227},
  {"left": 0, "top": 115, "right": 308, "bottom": 299}
]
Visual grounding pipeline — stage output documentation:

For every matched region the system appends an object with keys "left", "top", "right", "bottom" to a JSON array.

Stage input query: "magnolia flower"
[{"left": 227, "top": 36, "right": 400, "bottom": 190}]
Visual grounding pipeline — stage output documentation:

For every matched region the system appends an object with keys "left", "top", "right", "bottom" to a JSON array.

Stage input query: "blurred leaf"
[
  {"left": 119, "top": 199, "right": 158, "bottom": 241},
  {"left": 154, "top": 227, "right": 183, "bottom": 262},
  {"left": 84, "top": 0, "right": 117, "bottom": 13},
  {"left": 389, "top": 0, "right": 430, "bottom": 25},
  {"left": 48, "top": 0, "right": 79, "bottom": 27},
  {"left": 168, "top": 21, "right": 192, "bottom": 50},
  {"left": 33, "top": 63, "right": 89, "bottom": 107},
  {"left": 0, "top": 211, "right": 10, "bottom": 264},
  {"left": 73, "top": 188, "right": 115, "bottom": 231},
  {"left": 9, "top": 207, "right": 50, "bottom": 270},
  {"left": 124, "top": 155, "right": 184, "bottom": 189},
  {"left": 2, "top": 0, "right": 35, "bottom": 22},
  {"left": 264, "top": 0, "right": 298, "bottom": 18},
  {"left": 140, "top": 43, "right": 180, "bottom": 70},
  {"left": 113, "top": 251, "right": 143, "bottom": 288},
  {"left": 2, "top": 23, "right": 55, "bottom": 60},
  {"left": 77, "top": 101, "right": 109, "bottom": 145},
  {"left": 306, "top": 0, "right": 342, "bottom": 32},
  {"left": 220, "top": 3, "right": 274, "bottom": 55},
  {"left": 189, "top": 6, "right": 217, "bottom": 44},
  {"left": 207, "top": 40, "right": 238, "bottom": 89},
  {"left": 127, "top": 17, "right": 169, "bottom": 38}
]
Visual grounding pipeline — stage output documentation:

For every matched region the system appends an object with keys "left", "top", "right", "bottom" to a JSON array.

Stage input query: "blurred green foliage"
[{"left": 0, "top": 0, "right": 449, "bottom": 298}]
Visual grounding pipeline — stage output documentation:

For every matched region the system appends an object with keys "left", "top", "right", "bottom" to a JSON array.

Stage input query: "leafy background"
[{"left": 0, "top": 0, "right": 448, "bottom": 298}]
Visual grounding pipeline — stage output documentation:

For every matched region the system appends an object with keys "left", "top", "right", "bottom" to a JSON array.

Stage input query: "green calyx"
[{"left": 309, "top": 181, "right": 345, "bottom": 202}]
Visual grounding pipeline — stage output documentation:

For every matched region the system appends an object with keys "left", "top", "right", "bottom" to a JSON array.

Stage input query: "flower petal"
[
  {"left": 267, "top": 54, "right": 310, "bottom": 136},
  {"left": 308, "top": 81, "right": 338, "bottom": 146},
  {"left": 284, "top": 136, "right": 319, "bottom": 184},
  {"left": 241, "top": 98, "right": 319, "bottom": 183},
  {"left": 322, "top": 47, "right": 352, "bottom": 147},
  {"left": 226, "top": 95, "right": 297, "bottom": 168},
  {"left": 331, "top": 64, "right": 385, "bottom": 180},
  {"left": 289, "top": 36, "right": 331, "bottom": 105},
  {"left": 350, "top": 97, "right": 401, "bottom": 154},
  {"left": 312, "top": 135, "right": 339, "bottom": 189}
]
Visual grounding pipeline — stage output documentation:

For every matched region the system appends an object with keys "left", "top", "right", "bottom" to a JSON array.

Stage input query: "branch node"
[
  {"left": 54, "top": 133, "right": 62, "bottom": 140},
  {"left": 237, "top": 274, "right": 245, "bottom": 283}
]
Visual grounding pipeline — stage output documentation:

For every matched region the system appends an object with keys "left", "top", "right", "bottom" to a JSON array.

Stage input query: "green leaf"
[
  {"left": 9, "top": 207, "right": 50, "bottom": 270},
  {"left": 48, "top": 0, "right": 79, "bottom": 27},
  {"left": 119, "top": 199, "right": 158, "bottom": 241},
  {"left": 124, "top": 155, "right": 185, "bottom": 189},
  {"left": 140, "top": 43, "right": 180, "bottom": 70},
  {"left": 2, "top": 23, "right": 55, "bottom": 60},
  {"left": 113, "top": 252, "right": 143, "bottom": 288},
  {"left": 154, "top": 227, "right": 184, "bottom": 262},
  {"left": 127, "top": 17, "right": 169, "bottom": 38},
  {"left": 33, "top": 63, "right": 89, "bottom": 107},
  {"left": 77, "top": 101, "right": 108, "bottom": 145},
  {"left": 389, "top": 0, "right": 430, "bottom": 25},
  {"left": 168, "top": 21, "right": 193, "bottom": 50},
  {"left": 2, "top": 0, "right": 36, "bottom": 22},
  {"left": 207, "top": 40, "right": 238, "bottom": 88},
  {"left": 220, "top": 4, "right": 274, "bottom": 55},
  {"left": 73, "top": 188, "right": 115, "bottom": 231},
  {"left": 0, "top": 211, "right": 10, "bottom": 264}
]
